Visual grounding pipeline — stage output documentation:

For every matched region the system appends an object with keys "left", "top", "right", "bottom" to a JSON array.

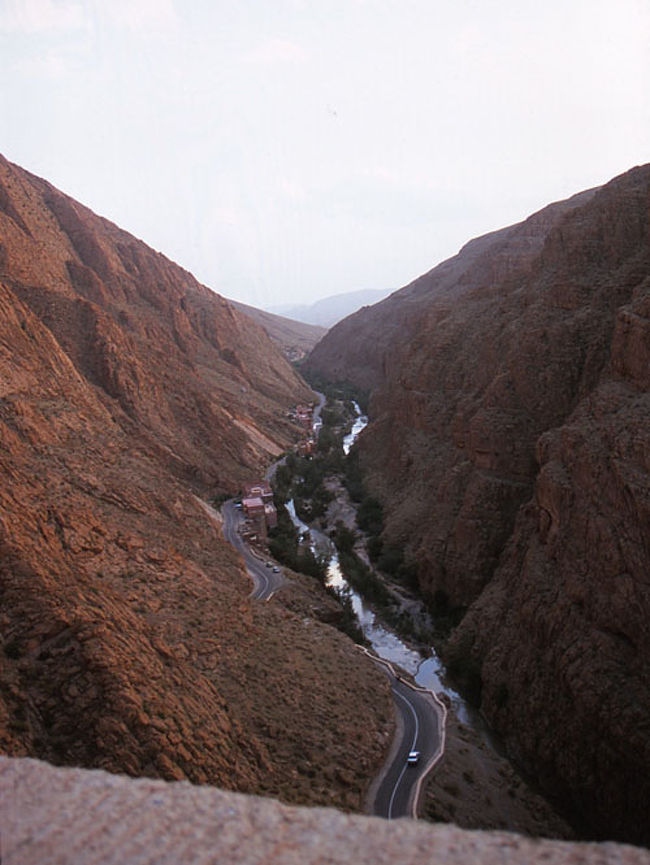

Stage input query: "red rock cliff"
[
  {"left": 0, "top": 155, "right": 393, "bottom": 810},
  {"left": 306, "top": 165, "right": 650, "bottom": 843},
  {"left": 0, "top": 154, "right": 314, "bottom": 488}
]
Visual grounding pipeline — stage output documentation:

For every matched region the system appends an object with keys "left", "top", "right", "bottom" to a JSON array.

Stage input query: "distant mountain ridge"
[
  {"left": 229, "top": 299, "right": 326, "bottom": 361},
  {"left": 267, "top": 287, "right": 394, "bottom": 328}
]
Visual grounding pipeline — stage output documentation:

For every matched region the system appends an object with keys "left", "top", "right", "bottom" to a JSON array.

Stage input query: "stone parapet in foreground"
[{"left": 1, "top": 757, "right": 648, "bottom": 865}]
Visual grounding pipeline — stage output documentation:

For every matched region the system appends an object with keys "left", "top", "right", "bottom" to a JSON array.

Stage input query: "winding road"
[
  {"left": 362, "top": 652, "right": 447, "bottom": 819},
  {"left": 218, "top": 388, "right": 446, "bottom": 817},
  {"left": 221, "top": 499, "right": 285, "bottom": 600}
]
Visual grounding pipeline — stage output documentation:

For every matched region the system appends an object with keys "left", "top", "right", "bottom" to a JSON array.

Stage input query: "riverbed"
[
  {"left": 285, "top": 402, "right": 485, "bottom": 730},
  {"left": 286, "top": 395, "right": 573, "bottom": 832},
  {"left": 343, "top": 402, "right": 368, "bottom": 455},
  {"left": 288, "top": 497, "right": 477, "bottom": 726}
]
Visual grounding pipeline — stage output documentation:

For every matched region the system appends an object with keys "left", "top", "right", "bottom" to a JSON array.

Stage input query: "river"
[
  {"left": 286, "top": 402, "right": 486, "bottom": 730},
  {"left": 343, "top": 402, "right": 368, "bottom": 455}
]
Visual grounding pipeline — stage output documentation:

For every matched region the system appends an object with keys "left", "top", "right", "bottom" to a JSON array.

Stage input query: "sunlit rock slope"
[{"left": 0, "top": 154, "right": 393, "bottom": 811}]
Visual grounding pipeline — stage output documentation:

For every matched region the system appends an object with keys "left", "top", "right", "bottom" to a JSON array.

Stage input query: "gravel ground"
[{"left": 422, "top": 702, "right": 574, "bottom": 839}]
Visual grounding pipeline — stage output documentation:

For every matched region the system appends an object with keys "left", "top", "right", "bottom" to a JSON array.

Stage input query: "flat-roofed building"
[
  {"left": 243, "top": 481, "right": 273, "bottom": 502},
  {"left": 242, "top": 496, "right": 265, "bottom": 518}
]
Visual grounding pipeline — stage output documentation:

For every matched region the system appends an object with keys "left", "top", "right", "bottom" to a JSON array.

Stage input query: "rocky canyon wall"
[
  {"left": 0, "top": 155, "right": 393, "bottom": 811},
  {"left": 0, "top": 154, "right": 314, "bottom": 489},
  {"left": 305, "top": 165, "right": 650, "bottom": 843}
]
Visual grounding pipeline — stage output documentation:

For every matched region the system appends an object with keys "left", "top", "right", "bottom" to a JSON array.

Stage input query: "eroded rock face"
[
  {"left": 0, "top": 155, "right": 393, "bottom": 811},
  {"left": 447, "top": 377, "right": 650, "bottom": 842},
  {"left": 306, "top": 165, "right": 650, "bottom": 842},
  {"left": 0, "top": 155, "right": 314, "bottom": 487}
]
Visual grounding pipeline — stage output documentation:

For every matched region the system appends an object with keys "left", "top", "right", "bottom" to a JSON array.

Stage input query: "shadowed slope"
[{"left": 305, "top": 165, "right": 650, "bottom": 842}]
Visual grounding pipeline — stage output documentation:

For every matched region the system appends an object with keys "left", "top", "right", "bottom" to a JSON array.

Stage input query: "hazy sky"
[{"left": 2, "top": 0, "right": 649, "bottom": 308}]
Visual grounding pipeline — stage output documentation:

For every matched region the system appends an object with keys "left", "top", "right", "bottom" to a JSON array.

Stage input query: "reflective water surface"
[
  {"left": 343, "top": 402, "right": 368, "bottom": 455},
  {"left": 286, "top": 496, "right": 476, "bottom": 726},
  {"left": 287, "top": 401, "right": 497, "bottom": 738}
]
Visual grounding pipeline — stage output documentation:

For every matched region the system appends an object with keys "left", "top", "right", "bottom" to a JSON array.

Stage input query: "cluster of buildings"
[
  {"left": 288, "top": 403, "right": 318, "bottom": 457},
  {"left": 283, "top": 346, "right": 308, "bottom": 363},
  {"left": 240, "top": 480, "right": 277, "bottom": 543},
  {"left": 239, "top": 403, "right": 320, "bottom": 544},
  {"left": 292, "top": 404, "right": 314, "bottom": 429}
]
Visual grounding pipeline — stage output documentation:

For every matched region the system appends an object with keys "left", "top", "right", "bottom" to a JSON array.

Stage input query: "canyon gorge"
[
  {"left": 305, "top": 164, "right": 650, "bottom": 844},
  {"left": 1, "top": 150, "right": 649, "bottom": 855}
]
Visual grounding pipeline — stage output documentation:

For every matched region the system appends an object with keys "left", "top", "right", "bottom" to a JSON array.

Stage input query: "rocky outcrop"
[
  {"left": 306, "top": 165, "right": 650, "bottom": 842},
  {"left": 0, "top": 155, "right": 393, "bottom": 811}
]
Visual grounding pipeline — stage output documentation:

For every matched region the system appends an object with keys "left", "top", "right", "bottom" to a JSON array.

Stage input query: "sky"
[{"left": 1, "top": 0, "right": 649, "bottom": 309}]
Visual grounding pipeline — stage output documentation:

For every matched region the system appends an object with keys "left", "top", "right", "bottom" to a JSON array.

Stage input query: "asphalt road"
[
  {"left": 227, "top": 393, "right": 325, "bottom": 596},
  {"left": 369, "top": 659, "right": 445, "bottom": 820},
  {"left": 221, "top": 500, "right": 285, "bottom": 601},
  {"left": 223, "top": 393, "right": 445, "bottom": 816}
]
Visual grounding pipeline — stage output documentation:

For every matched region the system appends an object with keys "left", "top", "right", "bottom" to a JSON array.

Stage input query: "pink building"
[
  {"left": 297, "top": 438, "right": 315, "bottom": 457},
  {"left": 264, "top": 502, "right": 277, "bottom": 528},
  {"left": 242, "top": 496, "right": 265, "bottom": 518},
  {"left": 243, "top": 481, "right": 273, "bottom": 502},
  {"left": 295, "top": 404, "right": 313, "bottom": 429}
]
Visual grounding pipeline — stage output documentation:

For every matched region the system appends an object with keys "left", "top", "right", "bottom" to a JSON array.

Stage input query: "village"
[{"left": 238, "top": 402, "right": 317, "bottom": 547}]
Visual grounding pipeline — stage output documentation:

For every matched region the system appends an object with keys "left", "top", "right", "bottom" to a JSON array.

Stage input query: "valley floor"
[{"left": 313, "top": 450, "right": 574, "bottom": 838}]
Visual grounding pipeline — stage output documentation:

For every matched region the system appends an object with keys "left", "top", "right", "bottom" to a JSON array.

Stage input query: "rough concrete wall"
[{"left": 1, "top": 757, "right": 649, "bottom": 865}]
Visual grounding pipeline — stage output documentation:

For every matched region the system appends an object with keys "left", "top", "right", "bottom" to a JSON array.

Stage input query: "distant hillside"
[
  {"left": 230, "top": 299, "right": 326, "bottom": 361},
  {"left": 268, "top": 287, "right": 393, "bottom": 328}
]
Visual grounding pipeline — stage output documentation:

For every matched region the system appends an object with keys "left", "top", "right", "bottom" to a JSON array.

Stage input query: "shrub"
[
  {"left": 357, "top": 496, "right": 383, "bottom": 536},
  {"left": 396, "top": 560, "right": 419, "bottom": 591},
  {"left": 377, "top": 544, "right": 403, "bottom": 576},
  {"left": 333, "top": 523, "right": 356, "bottom": 554},
  {"left": 296, "top": 549, "right": 328, "bottom": 582},
  {"left": 367, "top": 535, "right": 383, "bottom": 562},
  {"left": 272, "top": 463, "right": 293, "bottom": 502},
  {"left": 268, "top": 504, "right": 300, "bottom": 569},
  {"left": 336, "top": 549, "right": 391, "bottom": 607},
  {"left": 327, "top": 586, "right": 365, "bottom": 643},
  {"left": 344, "top": 451, "right": 365, "bottom": 502},
  {"left": 4, "top": 638, "right": 22, "bottom": 659}
]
